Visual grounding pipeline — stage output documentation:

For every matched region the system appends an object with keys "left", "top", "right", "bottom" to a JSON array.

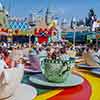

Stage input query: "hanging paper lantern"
[
  {"left": 44, "top": 28, "right": 48, "bottom": 35},
  {"left": 34, "top": 28, "right": 37, "bottom": 34},
  {"left": 4, "top": 29, "right": 8, "bottom": 33},
  {"left": 34, "top": 28, "right": 39, "bottom": 36},
  {"left": 48, "top": 36, "right": 52, "bottom": 43},
  {"left": 8, "top": 29, "right": 13, "bottom": 33},
  {"left": 8, "top": 29, "right": 13, "bottom": 36},
  {"left": 0, "top": 28, "right": 2, "bottom": 32},
  {"left": 3, "top": 29, "right": 6, "bottom": 32},
  {"left": 35, "top": 37, "right": 38, "bottom": 42},
  {"left": 48, "top": 27, "right": 53, "bottom": 36},
  {"left": 9, "top": 33, "right": 13, "bottom": 36},
  {"left": 1, "top": 28, "right": 5, "bottom": 32},
  {"left": 44, "top": 28, "right": 48, "bottom": 31},
  {"left": 39, "top": 28, "right": 43, "bottom": 33},
  {"left": 15, "top": 29, "right": 19, "bottom": 35},
  {"left": 6, "top": 29, "right": 8, "bottom": 32}
]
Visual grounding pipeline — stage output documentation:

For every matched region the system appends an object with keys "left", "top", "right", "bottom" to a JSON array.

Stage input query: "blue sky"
[{"left": 1, "top": 0, "right": 100, "bottom": 20}]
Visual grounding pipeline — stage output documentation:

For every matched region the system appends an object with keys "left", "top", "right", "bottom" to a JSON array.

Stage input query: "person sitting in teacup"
[
  {"left": 28, "top": 50, "right": 41, "bottom": 70},
  {"left": 3, "top": 51, "right": 16, "bottom": 68}
]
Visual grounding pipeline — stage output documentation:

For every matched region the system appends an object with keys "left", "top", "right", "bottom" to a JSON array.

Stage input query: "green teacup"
[{"left": 41, "top": 58, "right": 75, "bottom": 83}]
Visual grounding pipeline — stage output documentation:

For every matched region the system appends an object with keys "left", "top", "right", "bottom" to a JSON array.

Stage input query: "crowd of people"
[
  {"left": 0, "top": 41, "right": 74, "bottom": 70},
  {"left": 1, "top": 40, "right": 100, "bottom": 86},
  {"left": 0, "top": 40, "right": 100, "bottom": 74}
]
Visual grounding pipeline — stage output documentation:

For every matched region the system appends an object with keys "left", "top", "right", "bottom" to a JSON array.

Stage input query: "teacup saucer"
[
  {"left": 29, "top": 73, "right": 84, "bottom": 87},
  {"left": 24, "top": 68, "right": 41, "bottom": 73},
  {"left": 5, "top": 84, "right": 37, "bottom": 100},
  {"left": 76, "top": 64, "right": 99, "bottom": 69},
  {"left": 90, "top": 68, "right": 100, "bottom": 75}
]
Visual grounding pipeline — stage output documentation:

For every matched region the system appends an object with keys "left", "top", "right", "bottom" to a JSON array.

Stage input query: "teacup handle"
[
  {"left": 59, "top": 64, "right": 70, "bottom": 76},
  {"left": 59, "top": 66, "right": 68, "bottom": 75}
]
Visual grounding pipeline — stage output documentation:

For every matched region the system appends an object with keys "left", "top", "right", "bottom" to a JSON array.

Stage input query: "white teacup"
[{"left": 0, "top": 65, "right": 24, "bottom": 99}]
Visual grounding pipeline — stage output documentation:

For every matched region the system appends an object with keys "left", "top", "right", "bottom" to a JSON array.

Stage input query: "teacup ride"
[
  {"left": 66, "top": 49, "right": 84, "bottom": 64},
  {"left": 41, "top": 58, "right": 74, "bottom": 83},
  {"left": 76, "top": 52, "right": 100, "bottom": 76},
  {"left": 24, "top": 52, "right": 42, "bottom": 73},
  {"left": 30, "top": 58, "right": 84, "bottom": 87},
  {"left": 76, "top": 51, "right": 100, "bottom": 69}
]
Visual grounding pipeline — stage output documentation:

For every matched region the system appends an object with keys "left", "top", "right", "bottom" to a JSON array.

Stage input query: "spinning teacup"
[
  {"left": 41, "top": 58, "right": 75, "bottom": 83},
  {"left": 0, "top": 65, "right": 24, "bottom": 99}
]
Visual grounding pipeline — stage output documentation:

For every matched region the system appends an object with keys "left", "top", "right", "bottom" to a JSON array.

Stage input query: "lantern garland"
[{"left": 0, "top": 28, "right": 32, "bottom": 36}]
